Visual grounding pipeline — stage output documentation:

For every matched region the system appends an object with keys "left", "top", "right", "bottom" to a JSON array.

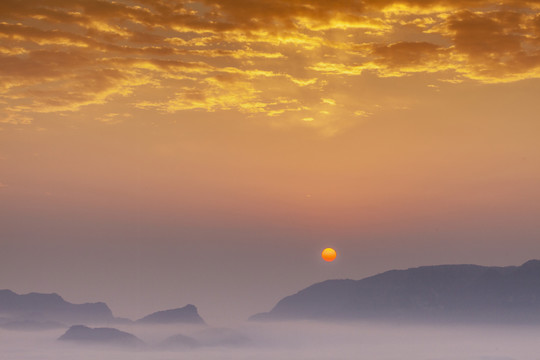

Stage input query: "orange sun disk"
[{"left": 321, "top": 248, "right": 337, "bottom": 262}]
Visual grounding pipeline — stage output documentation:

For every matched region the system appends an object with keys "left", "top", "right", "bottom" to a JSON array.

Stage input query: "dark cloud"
[
  {"left": 0, "top": 49, "right": 92, "bottom": 78},
  {"left": 447, "top": 10, "right": 540, "bottom": 78},
  {"left": 449, "top": 11, "right": 523, "bottom": 59},
  {"left": 373, "top": 42, "right": 443, "bottom": 68}
]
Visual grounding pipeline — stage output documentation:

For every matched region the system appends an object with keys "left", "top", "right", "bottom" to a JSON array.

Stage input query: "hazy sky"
[{"left": 1, "top": 0, "right": 540, "bottom": 324}]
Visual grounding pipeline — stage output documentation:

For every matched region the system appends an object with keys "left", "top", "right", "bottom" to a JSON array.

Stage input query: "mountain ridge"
[
  {"left": 250, "top": 260, "right": 540, "bottom": 323},
  {"left": 0, "top": 290, "right": 209, "bottom": 328},
  {"left": 0, "top": 289, "right": 113, "bottom": 325}
]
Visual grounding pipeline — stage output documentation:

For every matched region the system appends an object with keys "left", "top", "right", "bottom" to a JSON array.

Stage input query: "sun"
[{"left": 321, "top": 248, "right": 337, "bottom": 262}]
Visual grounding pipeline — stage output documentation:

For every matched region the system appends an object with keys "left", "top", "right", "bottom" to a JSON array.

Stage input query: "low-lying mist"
[{"left": 2, "top": 320, "right": 540, "bottom": 360}]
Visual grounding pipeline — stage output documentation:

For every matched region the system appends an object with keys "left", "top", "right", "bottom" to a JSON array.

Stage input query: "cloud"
[
  {"left": 0, "top": 0, "right": 538, "bottom": 130},
  {"left": 97, "top": 112, "right": 132, "bottom": 125},
  {"left": 369, "top": 41, "right": 453, "bottom": 77},
  {"left": 136, "top": 74, "right": 263, "bottom": 113},
  {"left": 198, "top": 0, "right": 369, "bottom": 31},
  {"left": 0, "top": 49, "right": 153, "bottom": 114},
  {"left": 373, "top": 42, "right": 442, "bottom": 67},
  {"left": 444, "top": 10, "right": 540, "bottom": 81}
]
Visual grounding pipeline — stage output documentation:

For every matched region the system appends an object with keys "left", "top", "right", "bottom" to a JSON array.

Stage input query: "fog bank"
[{"left": 2, "top": 321, "right": 540, "bottom": 360}]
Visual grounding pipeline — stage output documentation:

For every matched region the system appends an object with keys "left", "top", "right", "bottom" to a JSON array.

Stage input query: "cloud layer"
[{"left": 1, "top": 0, "right": 539, "bottom": 127}]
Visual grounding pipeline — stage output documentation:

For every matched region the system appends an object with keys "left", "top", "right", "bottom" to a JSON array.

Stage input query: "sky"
[{"left": 1, "top": 0, "right": 540, "bottom": 324}]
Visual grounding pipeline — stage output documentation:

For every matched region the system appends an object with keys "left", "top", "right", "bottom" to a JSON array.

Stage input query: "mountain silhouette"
[
  {"left": 250, "top": 260, "right": 540, "bottom": 323},
  {"left": 136, "top": 304, "right": 206, "bottom": 324},
  {"left": 0, "top": 290, "right": 113, "bottom": 325},
  {"left": 58, "top": 325, "right": 144, "bottom": 347}
]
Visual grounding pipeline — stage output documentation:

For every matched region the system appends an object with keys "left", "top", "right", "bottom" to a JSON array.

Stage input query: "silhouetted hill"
[
  {"left": 137, "top": 304, "right": 205, "bottom": 324},
  {"left": 58, "top": 325, "right": 144, "bottom": 347},
  {"left": 0, "top": 290, "right": 113, "bottom": 325},
  {"left": 250, "top": 260, "right": 540, "bottom": 323}
]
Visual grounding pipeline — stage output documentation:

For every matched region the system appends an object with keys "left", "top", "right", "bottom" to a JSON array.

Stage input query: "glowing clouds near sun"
[{"left": 321, "top": 248, "right": 337, "bottom": 262}]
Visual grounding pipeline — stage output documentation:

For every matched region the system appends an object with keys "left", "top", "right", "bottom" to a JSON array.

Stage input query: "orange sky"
[{"left": 1, "top": 0, "right": 540, "bottom": 324}]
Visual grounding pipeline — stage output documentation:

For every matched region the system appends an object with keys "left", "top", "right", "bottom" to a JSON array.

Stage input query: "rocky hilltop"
[
  {"left": 137, "top": 304, "right": 206, "bottom": 324},
  {"left": 58, "top": 325, "right": 144, "bottom": 347}
]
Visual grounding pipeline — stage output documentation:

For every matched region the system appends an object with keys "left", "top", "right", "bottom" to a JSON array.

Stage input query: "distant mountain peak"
[
  {"left": 137, "top": 304, "right": 205, "bottom": 325},
  {"left": 58, "top": 325, "right": 144, "bottom": 347},
  {"left": 521, "top": 259, "right": 540, "bottom": 268}
]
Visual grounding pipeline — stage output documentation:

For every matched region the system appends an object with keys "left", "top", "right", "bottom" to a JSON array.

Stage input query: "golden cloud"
[{"left": 0, "top": 0, "right": 538, "bottom": 129}]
